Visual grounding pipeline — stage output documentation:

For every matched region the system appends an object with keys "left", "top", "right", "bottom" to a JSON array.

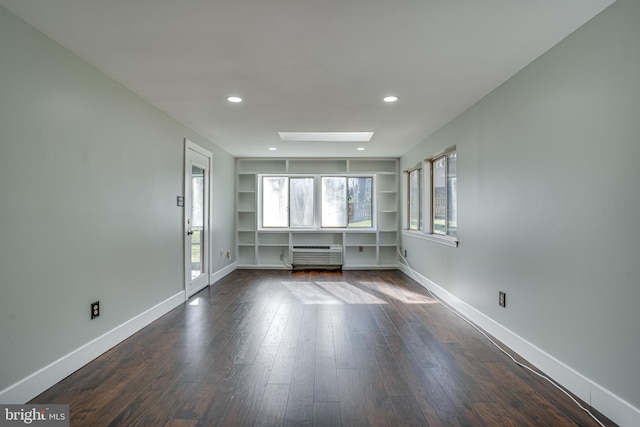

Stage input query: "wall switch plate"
[
  {"left": 499, "top": 292, "right": 506, "bottom": 308},
  {"left": 177, "top": 196, "right": 184, "bottom": 207},
  {"left": 91, "top": 301, "right": 100, "bottom": 319}
]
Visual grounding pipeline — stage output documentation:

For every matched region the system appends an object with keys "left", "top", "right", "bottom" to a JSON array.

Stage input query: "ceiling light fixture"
[
  {"left": 357, "top": 147, "right": 365, "bottom": 151},
  {"left": 268, "top": 147, "right": 277, "bottom": 151},
  {"left": 227, "top": 96, "right": 242, "bottom": 103},
  {"left": 383, "top": 96, "right": 398, "bottom": 103},
  {"left": 278, "top": 131, "right": 374, "bottom": 142}
]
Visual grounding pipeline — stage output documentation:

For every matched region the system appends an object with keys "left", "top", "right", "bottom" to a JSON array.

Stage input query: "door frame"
[{"left": 184, "top": 139, "right": 212, "bottom": 299}]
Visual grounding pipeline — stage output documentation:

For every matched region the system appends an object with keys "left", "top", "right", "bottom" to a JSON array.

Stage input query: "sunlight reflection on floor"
[
  {"left": 283, "top": 279, "right": 437, "bottom": 305},
  {"left": 284, "top": 281, "right": 347, "bottom": 304},
  {"left": 358, "top": 280, "right": 438, "bottom": 304}
]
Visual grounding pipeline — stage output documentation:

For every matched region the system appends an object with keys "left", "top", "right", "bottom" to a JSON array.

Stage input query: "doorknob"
[{"left": 187, "top": 230, "right": 193, "bottom": 236}]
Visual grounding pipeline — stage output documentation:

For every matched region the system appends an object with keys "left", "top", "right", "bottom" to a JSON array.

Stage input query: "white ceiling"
[{"left": 1, "top": 0, "right": 614, "bottom": 158}]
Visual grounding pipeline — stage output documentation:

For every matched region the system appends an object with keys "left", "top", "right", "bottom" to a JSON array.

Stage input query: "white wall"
[
  {"left": 400, "top": 0, "right": 639, "bottom": 423},
  {"left": 0, "top": 6, "right": 235, "bottom": 400}
]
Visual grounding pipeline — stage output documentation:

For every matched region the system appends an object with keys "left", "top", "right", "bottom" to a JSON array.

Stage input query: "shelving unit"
[{"left": 235, "top": 158, "right": 399, "bottom": 269}]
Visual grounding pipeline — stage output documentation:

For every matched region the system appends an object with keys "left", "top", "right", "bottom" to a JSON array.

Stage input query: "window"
[
  {"left": 262, "top": 176, "right": 288, "bottom": 227},
  {"left": 347, "top": 177, "right": 373, "bottom": 227},
  {"left": 321, "top": 177, "right": 346, "bottom": 227},
  {"left": 263, "top": 176, "right": 314, "bottom": 228},
  {"left": 404, "top": 148, "right": 457, "bottom": 243},
  {"left": 431, "top": 151, "right": 457, "bottom": 237},
  {"left": 289, "top": 177, "right": 314, "bottom": 227},
  {"left": 261, "top": 175, "right": 373, "bottom": 229},
  {"left": 408, "top": 167, "right": 422, "bottom": 230}
]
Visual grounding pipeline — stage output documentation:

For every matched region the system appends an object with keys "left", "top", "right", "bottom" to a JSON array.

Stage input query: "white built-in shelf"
[{"left": 235, "top": 158, "right": 399, "bottom": 269}]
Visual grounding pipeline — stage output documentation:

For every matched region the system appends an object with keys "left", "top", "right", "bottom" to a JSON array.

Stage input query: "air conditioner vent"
[{"left": 291, "top": 245, "right": 342, "bottom": 270}]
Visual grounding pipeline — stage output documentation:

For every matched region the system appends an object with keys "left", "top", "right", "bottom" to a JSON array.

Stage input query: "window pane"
[
  {"left": 432, "top": 157, "right": 446, "bottom": 235},
  {"left": 191, "top": 166, "right": 204, "bottom": 229},
  {"left": 191, "top": 166, "right": 205, "bottom": 278},
  {"left": 322, "top": 177, "right": 347, "bottom": 227},
  {"left": 290, "top": 177, "right": 314, "bottom": 227},
  {"left": 447, "top": 152, "right": 457, "bottom": 236},
  {"left": 348, "top": 177, "right": 372, "bottom": 227},
  {"left": 263, "top": 177, "right": 288, "bottom": 227},
  {"left": 409, "top": 169, "right": 421, "bottom": 230}
]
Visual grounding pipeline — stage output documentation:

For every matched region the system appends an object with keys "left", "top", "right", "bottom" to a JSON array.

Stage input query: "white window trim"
[{"left": 402, "top": 229, "right": 458, "bottom": 247}]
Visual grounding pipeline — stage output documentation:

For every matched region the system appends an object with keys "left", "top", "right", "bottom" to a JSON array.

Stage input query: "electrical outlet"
[
  {"left": 226, "top": 250, "right": 231, "bottom": 259},
  {"left": 404, "top": 250, "right": 407, "bottom": 257},
  {"left": 499, "top": 292, "right": 506, "bottom": 308},
  {"left": 91, "top": 301, "right": 100, "bottom": 319}
]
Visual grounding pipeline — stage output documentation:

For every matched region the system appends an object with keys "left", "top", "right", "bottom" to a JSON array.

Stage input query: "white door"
[{"left": 185, "top": 139, "right": 211, "bottom": 298}]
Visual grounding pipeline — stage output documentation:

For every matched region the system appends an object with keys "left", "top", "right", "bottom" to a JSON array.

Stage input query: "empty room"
[{"left": 0, "top": 1, "right": 638, "bottom": 426}]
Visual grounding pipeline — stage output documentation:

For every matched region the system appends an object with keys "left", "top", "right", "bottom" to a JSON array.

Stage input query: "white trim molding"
[
  {"left": 0, "top": 291, "right": 185, "bottom": 404},
  {"left": 210, "top": 262, "right": 237, "bottom": 285},
  {"left": 398, "top": 263, "right": 640, "bottom": 427}
]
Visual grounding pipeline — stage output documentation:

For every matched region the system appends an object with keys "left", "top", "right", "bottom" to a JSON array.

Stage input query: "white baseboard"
[
  {"left": 398, "top": 263, "right": 640, "bottom": 427},
  {"left": 210, "top": 262, "right": 236, "bottom": 284},
  {"left": 0, "top": 291, "right": 185, "bottom": 404}
]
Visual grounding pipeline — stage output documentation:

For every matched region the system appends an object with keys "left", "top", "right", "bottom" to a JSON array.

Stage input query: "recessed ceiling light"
[
  {"left": 278, "top": 131, "right": 374, "bottom": 142},
  {"left": 383, "top": 96, "right": 398, "bottom": 103},
  {"left": 268, "top": 147, "right": 277, "bottom": 151},
  {"left": 227, "top": 96, "right": 242, "bottom": 103},
  {"left": 357, "top": 147, "right": 365, "bottom": 151}
]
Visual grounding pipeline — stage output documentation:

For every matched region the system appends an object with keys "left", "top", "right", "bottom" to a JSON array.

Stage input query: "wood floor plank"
[
  {"left": 312, "top": 401, "right": 341, "bottom": 427},
  {"left": 255, "top": 383, "right": 290, "bottom": 426},
  {"left": 231, "top": 346, "right": 279, "bottom": 426},
  {"left": 314, "top": 306, "right": 339, "bottom": 402},
  {"left": 389, "top": 395, "right": 430, "bottom": 427},
  {"left": 283, "top": 305, "right": 316, "bottom": 426},
  {"left": 28, "top": 270, "right": 616, "bottom": 427},
  {"left": 267, "top": 302, "right": 304, "bottom": 384},
  {"left": 330, "top": 305, "right": 357, "bottom": 370},
  {"left": 369, "top": 333, "right": 413, "bottom": 397}
]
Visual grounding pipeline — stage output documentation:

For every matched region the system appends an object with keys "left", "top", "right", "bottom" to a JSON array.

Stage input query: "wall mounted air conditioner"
[{"left": 291, "top": 245, "right": 343, "bottom": 270}]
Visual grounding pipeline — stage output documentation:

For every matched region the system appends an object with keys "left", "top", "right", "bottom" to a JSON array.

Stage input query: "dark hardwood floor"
[{"left": 31, "top": 270, "right": 616, "bottom": 426}]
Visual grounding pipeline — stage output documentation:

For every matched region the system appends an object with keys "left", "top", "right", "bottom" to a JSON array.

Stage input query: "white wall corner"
[
  {"left": 398, "top": 263, "right": 640, "bottom": 427},
  {"left": 0, "top": 291, "right": 185, "bottom": 404}
]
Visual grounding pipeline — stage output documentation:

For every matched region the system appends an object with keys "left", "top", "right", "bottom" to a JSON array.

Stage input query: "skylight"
[{"left": 278, "top": 132, "right": 374, "bottom": 142}]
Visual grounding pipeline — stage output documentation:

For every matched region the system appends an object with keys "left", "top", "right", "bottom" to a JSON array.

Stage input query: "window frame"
[
  {"left": 430, "top": 150, "right": 457, "bottom": 238},
  {"left": 261, "top": 176, "right": 291, "bottom": 228},
  {"left": 258, "top": 173, "right": 376, "bottom": 231},
  {"left": 407, "top": 165, "right": 422, "bottom": 231},
  {"left": 403, "top": 147, "right": 458, "bottom": 247}
]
